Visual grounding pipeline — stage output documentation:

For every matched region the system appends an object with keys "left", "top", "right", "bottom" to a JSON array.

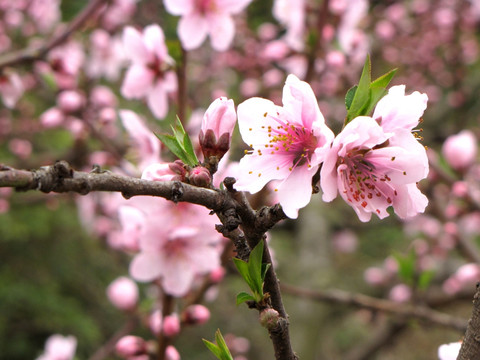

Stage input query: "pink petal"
[
  {"left": 163, "top": 0, "right": 193, "bottom": 15},
  {"left": 143, "top": 24, "right": 168, "bottom": 61},
  {"left": 122, "top": 26, "right": 151, "bottom": 64},
  {"left": 236, "top": 97, "right": 281, "bottom": 146},
  {"left": 393, "top": 183, "right": 428, "bottom": 219},
  {"left": 162, "top": 257, "right": 195, "bottom": 296},
  {"left": 320, "top": 145, "right": 340, "bottom": 202},
  {"left": 130, "top": 252, "right": 163, "bottom": 282},
  {"left": 218, "top": 0, "right": 253, "bottom": 14},
  {"left": 121, "top": 65, "right": 154, "bottom": 98},
  {"left": 147, "top": 80, "right": 169, "bottom": 119},
  {"left": 178, "top": 13, "right": 208, "bottom": 50},
  {"left": 373, "top": 85, "right": 428, "bottom": 132},
  {"left": 276, "top": 165, "right": 317, "bottom": 219},
  {"left": 282, "top": 75, "right": 323, "bottom": 130},
  {"left": 207, "top": 14, "right": 235, "bottom": 51}
]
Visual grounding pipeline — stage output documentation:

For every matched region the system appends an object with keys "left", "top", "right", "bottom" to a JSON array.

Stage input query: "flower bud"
[
  {"left": 142, "top": 160, "right": 186, "bottom": 182},
  {"left": 57, "top": 90, "right": 85, "bottom": 113},
  {"left": 187, "top": 166, "right": 211, "bottom": 187},
  {"left": 165, "top": 345, "right": 181, "bottom": 360},
  {"left": 162, "top": 313, "right": 181, "bottom": 337},
  {"left": 199, "top": 97, "right": 236, "bottom": 161},
  {"left": 115, "top": 336, "right": 147, "bottom": 358},
  {"left": 106, "top": 276, "right": 139, "bottom": 311},
  {"left": 259, "top": 308, "right": 280, "bottom": 330},
  {"left": 442, "top": 130, "right": 477, "bottom": 171},
  {"left": 182, "top": 304, "right": 211, "bottom": 325}
]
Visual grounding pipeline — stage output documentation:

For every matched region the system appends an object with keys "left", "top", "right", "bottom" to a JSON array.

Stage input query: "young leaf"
[
  {"left": 203, "top": 329, "right": 233, "bottom": 360},
  {"left": 345, "top": 55, "right": 371, "bottom": 123},
  {"left": 203, "top": 340, "right": 223, "bottom": 359},
  {"left": 345, "top": 85, "right": 357, "bottom": 111},
  {"left": 394, "top": 250, "right": 416, "bottom": 286},
  {"left": 155, "top": 133, "right": 187, "bottom": 161},
  {"left": 248, "top": 240, "right": 265, "bottom": 297},
  {"left": 236, "top": 291, "right": 256, "bottom": 305},
  {"left": 363, "top": 68, "right": 398, "bottom": 115}
]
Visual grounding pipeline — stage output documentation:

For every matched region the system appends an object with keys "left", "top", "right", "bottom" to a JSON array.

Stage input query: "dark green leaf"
[
  {"left": 248, "top": 240, "right": 265, "bottom": 295},
  {"left": 261, "top": 263, "right": 271, "bottom": 282},
  {"left": 345, "top": 85, "right": 357, "bottom": 111},
  {"left": 346, "top": 55, "right": 371, "bottom": 123}
]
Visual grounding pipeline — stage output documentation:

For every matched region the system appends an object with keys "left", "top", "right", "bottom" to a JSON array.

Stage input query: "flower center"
[
  {"left": 340, "top": 148, "right": 397, "bottom": 214},
  {"left": 195, "top": 0, "right": 216, "bottom": 14}
]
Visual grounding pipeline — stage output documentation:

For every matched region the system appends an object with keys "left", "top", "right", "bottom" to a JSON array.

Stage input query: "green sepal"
[
  {"left": 236, "top": 291, "right": 256, "bottom": 305},
  {"left": 203, "top": 329, "right": 234, "bottom": 360},
  {"left": 155, "top": 116, "right": 199, "bottom": 166}
]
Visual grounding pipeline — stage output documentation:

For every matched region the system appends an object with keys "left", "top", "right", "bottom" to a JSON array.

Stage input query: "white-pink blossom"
[
  {"left": 235, "top": 74, "right": 334, "bottom": 218},
  {"left": 127, "top": 200, "right": 222, "bottom": 297},
  {"left": 442, "top": 130, "right": 478, "bottom": 171},
  {"left": 321, "top": 86, "right": 429, "bottom": 222},
  {"left": 438, "top": 341, "right": 461, "bottom": 360},
  {"left": 36, "top": 334, "right": 77, "bottom": 360},
  {"left": 163, "top": 0, "right": 252, "bottom": 51},
  {"left": 0, "top": 71, "right": 23, "bottom": 108},
  {"left": 121, "top": 25, "right": 177, "bottom": 119},
  {"left": 106, "top": 276, "right": 139, "bottom": 311},
  {"left": 273, "top": 0, "right": 306, "bottom": 51}
]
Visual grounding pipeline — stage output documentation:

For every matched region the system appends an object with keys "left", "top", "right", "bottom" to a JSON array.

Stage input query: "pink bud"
[
  {"left": 162, "top": 313, "right": 180, "bottom": 337},
  {"left": 106, "top": 276, "right": 138, "bottom": 311},
  {"left": 452, "top": 181, "right": 468, "bottom": 198},
  {"left": 142, "top": 161, "right": 186, "bottom": 182},
  {"left": 40, "top": 107, "right": 64, "bottom": 128},
  {"left": 442, "top": 130, "right": 477, "bottom": 171},
  {"left": 199, "top": 97, "right": 236, "bottom": 161},
  {"left": 188, "top": 166, "right": 211, "bottom": 187},
  {"left": 165, "top": 345, "right": 180, "bottom": 360},
  {"left": 90, "top": 85, "right": 118, "bottom": 108},
  {"left": 209, "top": 267, "right": 226, "bottom": 283},
  {"left": 182, "top": 304, "right": 211, "bottom": 325},
  {"left": 364, "top": 267, "right": 387, "bottom": 286},
  {"left": 57, "top": 90, "right": 85, "bottom": 113},
  {"left": 388, "top": 284, "right": 412, "bottom": 303},
  {"left": 149, "top": 310, "right": 163, "bottom": 336},
  {"left": 115, "top": 336, "right": 147, "bottom": 358},
  {"left": 332, "top": 230, "right": 358, "bottom": 253}
]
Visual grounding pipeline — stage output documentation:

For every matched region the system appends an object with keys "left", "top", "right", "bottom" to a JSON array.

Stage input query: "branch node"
[
  {"left": 172, "top": 181, "right": 184, "bottom": 203},
  {"left": 223, "top": 177, "right": 237, "bottom": 192}
]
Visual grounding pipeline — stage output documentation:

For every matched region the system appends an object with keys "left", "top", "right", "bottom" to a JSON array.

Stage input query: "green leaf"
[
  {"left": 215, "top": 329, "right": 234, "bottom": 360},
  {"left": 248, "top": 240, "right": 265, "bottom": 296},
  {"left": 363, "top": 68, "right": 398, "bottom": 115},
  {"left": 418, "top": 269, "right": 435, "bottom": 290},
  {"left": 203, "top": 340, "right": 223, "bottom": 359},
  {"left": 261, "top": 263, "right": 271, "bottom": 282},
  {"left": 155, "top": 133, "right": 187, "bottom": 161},
  {"left": 345, "top": 55, "right": 371, "bottom": 123},
  {"left": 236, "top": 291, "right": 256, "bottom": 305},
  {"left": 394, "top": 251, "right": 416, "bottom": 285},
  {"left": 232, "top": 257, "right": 252, "bottom": 287},
  {"left": 345, "top": 85, "right": 357, "bottom": 111}
]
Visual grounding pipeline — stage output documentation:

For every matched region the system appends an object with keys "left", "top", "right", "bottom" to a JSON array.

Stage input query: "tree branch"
[{"left": 457, "top": 284, "right": 480, "bottom": 360}]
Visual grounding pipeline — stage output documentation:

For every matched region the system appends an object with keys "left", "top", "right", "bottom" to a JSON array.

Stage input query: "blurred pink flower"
[
  {"left": 28, "top": 0, "right": 61, "bottom": 33},
  {"left": 438, "top": 341, "right": 461, "bottom": 360},
  {"left": 165, "top": 345, "right": 181, "bottom": 360},
  {"left": 36, "top": 334, "right": 77, "bottom": 360},
  {"left": 442, "top": 130, "right": 478, "bottom": 171},
  {"left": 8, "top": 138, "right": 32, "bottom": 159},
  {"left": 182, "top": 304, "right": 211, "bottom": 325},
  {"left": 388, "top": 284, "right": 412, "bottom": 303},
  {"left": 0, "top": 71, "right": 23, "bottom": 108},
  {"left": 273, "top": 0, "right": 305, "bottom": 51},
  {"left": 115, "top": 336, "right": 147, "bottom": 358},
  {"left": 163, "top": 0, "right": 252, "bottom": 51},
  {"left": 321, "top": 85, "right": 429, "bottom": 222},
  {"left": 235, "top": 74, "right": 334, "bottom": 218},
  {"left": 87, "top": 29, "right": 126, "bottom": 81},
  {"left": 163, "top": 313, "right": 181, "bottom": 337},
  {"left": 128, "top": 201, "right": 222, "bottom": 297},
  {"left": 119, "top": 110, "right": 161, "bottom": 170},
  {"left": 106, "top": 276, "right": 139, "bottom": 311},
  {"left": 121, "top": 25, "right": 177, "bottom": 119},
  {"left": 57, "top": 90, "right": 85, "bottom": 113},
  {"left": 45, "top": 41, "right": 85, "bottom": 89}
]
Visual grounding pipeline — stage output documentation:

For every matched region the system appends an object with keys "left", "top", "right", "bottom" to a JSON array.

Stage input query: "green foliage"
[
  {"left": 232, "top": 240, "right": 270, "bottom": 305},
  {"left": 203, "top": 329, "right": 234, "bottom": 360},
  {"left": 156, "top": 116, "right": 199, "bottom": 167},
  {"left": 345, "top": 55, "right": 397, "bottom": 124},
  {"left": 393, "top": 250, "right": 434, "bottom": 290}
]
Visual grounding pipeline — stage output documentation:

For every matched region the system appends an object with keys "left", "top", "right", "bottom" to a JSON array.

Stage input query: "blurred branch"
[
  {"left": 88, "top": 315, "right": 139, "bottom": 360},
  {"left": 457, "top": 284, "right": 480, "bottom": 360},
  {"left": 281, "top": 283, "right": 467, "bottom": 331},
  {"left": 0, "top": 0, "right": 109, "bottom": 70}
]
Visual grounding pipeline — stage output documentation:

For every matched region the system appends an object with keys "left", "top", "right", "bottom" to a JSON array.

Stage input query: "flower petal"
[
  {"left": 207, "top": 14, "right": 235, "bottom": 51},
  {"left": 163, "top": 0, "right": 193, "bottom": 15},
  {"left": 121, "top": 65, "right": 154, "bottom": 98},
  {"left": 393, "top": 183, "right": 428, "bottom": 219},
  {"left": 147, "top": 80, "right": 169, "bottom": 119},
  {"left": 130, "top": 252, "right": 163, "bottom": 282},
  {"left": 143, "top": 24, "right": 168, "bottom": 61},
  {"left": 218, "top": 0, "right": 253, "bottom": 14},
  {"left": 122, "top": 26, "right": 151, "bottom": 64},
  {"left": 178, "top": 13, "right": 208, "bottom": 50}
]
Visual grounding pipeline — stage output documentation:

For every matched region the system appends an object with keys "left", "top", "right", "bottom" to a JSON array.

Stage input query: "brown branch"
[
  {"left": 0, "top": 0, "right": 108, "bottom": 70},
  {"left": 281, "top": 283, "right": 467, "bottom": 331},
  {"left": 457, "top": 284, "right": 480, "bottom": 360}
]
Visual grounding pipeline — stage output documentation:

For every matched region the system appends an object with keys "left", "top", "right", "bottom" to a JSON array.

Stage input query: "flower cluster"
[{"left": 235, "top": 75, "right": 429, "bottom": 221}]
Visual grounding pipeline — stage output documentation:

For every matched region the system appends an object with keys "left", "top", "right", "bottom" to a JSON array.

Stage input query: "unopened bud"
[
  {"left": 162, "top": 313, "right": 181, "bottom": 337},
  {"left": 188, "top": 166, "right": 211, "bottom": 187},
  {"left": 259, "top": 308, "right": 280, "bottom": 330},
  {"left": 142, "top": 160, "right": 186, "bottom": 182},
  {"left": 115, "top": 336, "right": 147, "bottom": 358},
  {"left": 106, "top": 276, "right": 138, "bottom": 311},
  {"left": 182, "top": 304, "right": 211, "bottom": 325}
]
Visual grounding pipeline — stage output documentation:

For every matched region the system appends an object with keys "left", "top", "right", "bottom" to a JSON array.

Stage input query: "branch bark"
[{"left": 457, "top": 284, "right": 480, "bottom": 360}]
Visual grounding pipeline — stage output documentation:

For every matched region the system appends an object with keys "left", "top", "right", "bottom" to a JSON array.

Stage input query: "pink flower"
[
  {"left": 438, "top": 342, "right": 461, "bottom": 360},
  {"left": 0, "top": 71, "right": 23, "bottom": 108},
  {"left": 273, "top": 0, "right": 306, "bottom": 51},
  {"left": 119, "top": 110, "right": 161, "bottom": 170},
  {"left": 234, "top": 74, "right": 334, "bottom": 218},
  {"left": 87, "top": 29, "right": 126, "bottom": 81},
  {"left": 388, "top": 284, "right": 412, "bottom": 303},
  {"left": 163, "top": 0, "right": 252, "bottom": 51},
  {"left": 36, "top": 334, "right": 77, "bottom": 360},
  {"left": 106, "top": 276, "right": 139, "bottom": 311},
  {"left": 182, "top": 304, "right": 211, "bottom": 325},
  {"left": 321, "top": 118, "right": 428, "bottom": 222},
  {"left": 115, "top": 336, "right": 147, "bottom": 357},
  {"left": 442, "top": 130, "right": 478, "bottom": 171},
  {"left": 163, "top": 313, "right": 181, "bottom": 337},
  {"left": 199, "top": 97, "right": 236, "bottom": 161},
  {"left": 128, "top": 201, "right": 222, "bottom": 297},
  {"left": 121, "top": 25, "right": 177, "bottom": 119}
]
